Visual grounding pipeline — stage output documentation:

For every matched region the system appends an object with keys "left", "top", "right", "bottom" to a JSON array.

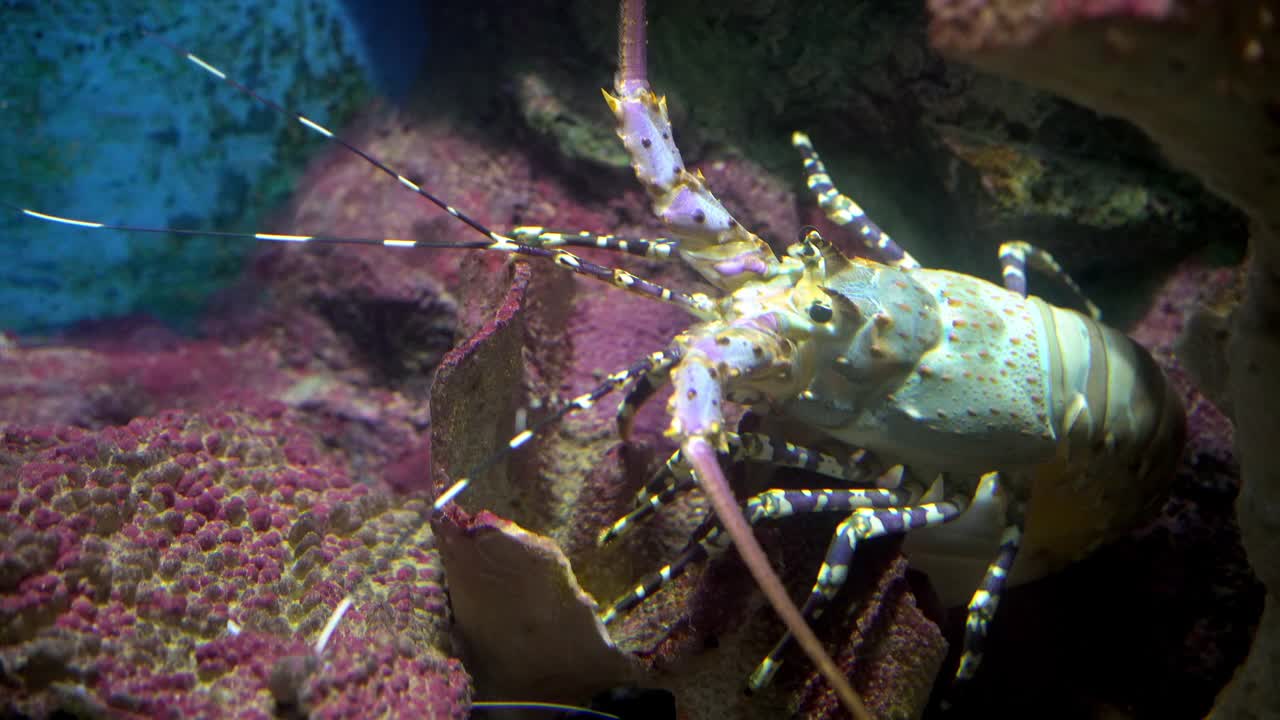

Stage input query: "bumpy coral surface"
[{"left": 0, "top": 407, "right": 467, "bottom": 718}]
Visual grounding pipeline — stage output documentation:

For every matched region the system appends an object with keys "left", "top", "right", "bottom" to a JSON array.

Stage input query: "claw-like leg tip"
[
  {"left": 747, "top": 658, "right": 782, "bottom": 692},
  {"left": 601, "top": 87, "right": 621, "bottom": 114}
]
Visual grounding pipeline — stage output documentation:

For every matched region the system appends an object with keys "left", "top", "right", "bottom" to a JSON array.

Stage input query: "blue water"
[{"left": 0, "top": 0, "right": 428, "bottom": 335}]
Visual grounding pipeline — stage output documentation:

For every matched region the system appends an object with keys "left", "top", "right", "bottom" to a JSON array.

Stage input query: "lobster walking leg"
[
  {"left": 616, "top": 360, "right": 674, "bottom": 441},
  {"left": 601, "top": 431, "right": 888, "bottom": 544},
  {"left": 511, "top": 226, "right": 678, "bottom": 261},
  {"left": 599, "top": 466, "right": 696, "bottom": 546},
  {"left": 997, "top": 240, "right": 1101, "bottom": 319},
  {"left": 601, "top": 514, "right": 727, "bottom": 624},
  {"left": 954, "top": 491, "right": 1026, "bottom": 684},
  {"left": 749, "top": 487, "right": 971, "bottom": 689},
  {"left": 683, "top": 432, "right": 871, "bottom": 717},
  {"left": 602, "top": 482, "right": 915, "bottom": 625},
  {"left": 792, "top": 131, "right": 921, "bottom": 269}
]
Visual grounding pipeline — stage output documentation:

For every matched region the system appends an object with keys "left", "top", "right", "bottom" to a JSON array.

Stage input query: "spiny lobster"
[{"left": 9, "top": 0, "right": 1187, "bottom": 717}]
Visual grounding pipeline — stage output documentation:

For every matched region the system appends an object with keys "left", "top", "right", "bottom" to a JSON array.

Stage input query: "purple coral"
[{"left": 0, "top": 407, "right": 467, "bottom": 718}]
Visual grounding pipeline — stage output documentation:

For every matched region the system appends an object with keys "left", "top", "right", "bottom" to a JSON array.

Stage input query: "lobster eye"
[{"left": 808, "top": 302, "right": 833, "bottom": 323}]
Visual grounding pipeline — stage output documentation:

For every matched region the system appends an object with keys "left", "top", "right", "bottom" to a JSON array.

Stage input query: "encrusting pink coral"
[{"left": 0, "top": 406, "right": 468, "bottom": 718}]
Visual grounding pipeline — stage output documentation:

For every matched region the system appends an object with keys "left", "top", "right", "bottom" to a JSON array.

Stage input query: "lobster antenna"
[
  {"left": 12, "top": 201, "right": 711, "bottom": 317},
  {"left": 310, "top": 351, "right": 673, "bottom": 692},
  {"left": 144, "top": 33, "right": 496, "bottom": 244},
  {"left": 347, "top": 348, "right": 674, "bottom": 620},
  {"left": 14, "top": 35, "right": 719, "bottom": 319},
  {"left": 471, "top": 702, "right": 619, "bottom": 719}
]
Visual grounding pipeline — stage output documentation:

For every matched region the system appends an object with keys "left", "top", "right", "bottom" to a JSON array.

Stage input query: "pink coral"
[{"left": 0, "top": 407, "right": 467, "bottom": 718}]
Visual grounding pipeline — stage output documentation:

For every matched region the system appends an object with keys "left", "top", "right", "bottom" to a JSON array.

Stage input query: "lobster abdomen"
[{"left": 1013, "top": 298, "right": 1185, "bottom": 582}]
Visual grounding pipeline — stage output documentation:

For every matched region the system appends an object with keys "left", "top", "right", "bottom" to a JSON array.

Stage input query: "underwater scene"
[{"left": 1, "top": 0, "right": 1275, "bottom": 718}]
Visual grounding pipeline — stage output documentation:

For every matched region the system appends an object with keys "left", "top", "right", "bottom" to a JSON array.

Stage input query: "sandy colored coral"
[{"left": 434, "top": 509, "right": 638, "bottom": 704}]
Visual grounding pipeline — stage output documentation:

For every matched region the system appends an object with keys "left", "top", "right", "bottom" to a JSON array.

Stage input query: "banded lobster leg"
[
  {"left": 935, "top": 239, "right": 1094, "bottom": 699},
  {"left": 746, "top": 476, "right": 992, "bottom": 690},
  {"left": 604, "top": 1, "right": 872, "bottom": 714},
  {"left": 624, "top": 419, "right": 899, "bottom": 509},
  {"left": 615, "top": 357, "right": 675, "bottom": 442},
  {"left": 601, "top": 464, "right": 921, "bottom": 626},
  {"left": 998, "top": 240, "right": 1102, "bottom": 320},
  {"left": 598, "top": 430, "right": 895, "bottom": 546},
  {"left": 949, "top": 499, "right": 1026, "bottom": 695},
  {"left": 510, "top": 226, "right": 678, "bottom": 262},
  {"left": 791, "top": 132, "right": 921, "bottom": 270}
]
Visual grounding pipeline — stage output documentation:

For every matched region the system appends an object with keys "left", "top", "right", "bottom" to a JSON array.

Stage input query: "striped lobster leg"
[
  {"left": 601, "top": 480, "right": 918, "bottom": 626},
  {"left": 953, "top": 497, "right": 1026, "bottom": 685},
  {"left": 747, "top": 484, "right": 972, "bottom": 690},
  {"left": 792, "top": 131, "right": 921, "bottom": 270},
  {"left": 510, "top": 226, "right": 679, "bottom": 262},
  {"left": 998, "top": 240, "right": 1101, "bottom": 319},
  {"left": 615, "top": 358, "right": 676, "bottom": 442},
  {"left": 598, "top": 432, "right": 894, "bottom": 546}
]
